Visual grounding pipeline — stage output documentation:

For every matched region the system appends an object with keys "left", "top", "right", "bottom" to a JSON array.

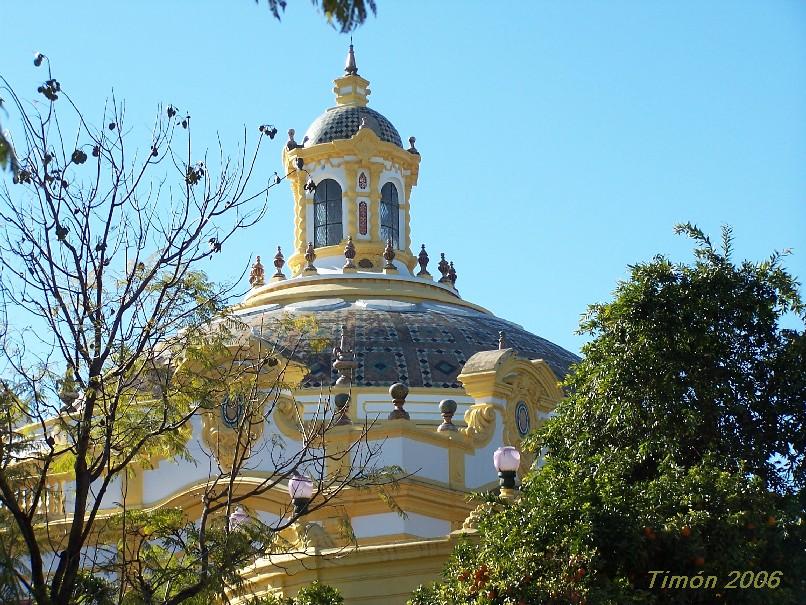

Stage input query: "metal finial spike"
[
  {"left": 345, "top": 43, "right": 358, "bottom": 76},
  {"left": 499, "top": 330, "right": 506, "bottom": 350}
]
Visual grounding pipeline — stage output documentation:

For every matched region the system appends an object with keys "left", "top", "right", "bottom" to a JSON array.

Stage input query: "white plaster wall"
[
  {"left": 256, "top": 510, "right": 283, "bottom": 528},
  {"left": 352, "top": 511, "right": 451, "bottom": 539},
  {"left": 367, "top": 437, "right": 448, "bottom": 483},
  {"left": 34, "top": 544, "right": 116, "bottom": 578},
  {"left": 41, "top": 550, "right": 60, "bottom": 577},
  {"left": 464, "top": 416, "right": 505, "bottom": 490},
  {"left": 81, "top": 543, "right": 117, "bottom": 571},
  {"left": 142, "top": 416, "right": 207, "bottom": 505},
  {"left": 60, "top": 478, "right": 76, "bottom": 513},
  {"left": 90, "top": 475, "right": 122, "bottom": 510},
  {"left": 359, "top": 393, "right": 474, "bottom": 422}
]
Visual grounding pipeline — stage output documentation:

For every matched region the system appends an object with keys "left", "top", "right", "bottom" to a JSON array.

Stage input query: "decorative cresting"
[
  {"left": 458, "top": 348, "right": 564, "bottom": 471},
  {"left": 186, "top": 334, "right": 307, "bottom": 470},
  {"left": 282, "top": 45, "right": 421, "bottom": 276}
]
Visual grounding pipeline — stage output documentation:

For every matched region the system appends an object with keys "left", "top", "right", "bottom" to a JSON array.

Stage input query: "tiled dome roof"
[
  {"left": 237, "top": 300, "right": 579, "bottom": 389},
  {"left": 303, "top": 106, "right": 403, "bottom": 148}
]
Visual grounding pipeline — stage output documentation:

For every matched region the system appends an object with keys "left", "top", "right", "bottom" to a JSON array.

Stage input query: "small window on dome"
[
  {"left": 380, "top": 182, "right": 399, "bottom": 248},
  {"left": 313, "top": 179, "right": 343, "bottom": 247}
]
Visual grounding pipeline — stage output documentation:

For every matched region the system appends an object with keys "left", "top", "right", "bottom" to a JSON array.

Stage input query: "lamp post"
[
  {"left": 228, "top": 505, "right": 250, "bottom": 531},
  {"left": 288, "top": 474, "right": 314, "bottom": 516},
  {"left": 493, "top": 446, "right": 521, "bottom": 500}
]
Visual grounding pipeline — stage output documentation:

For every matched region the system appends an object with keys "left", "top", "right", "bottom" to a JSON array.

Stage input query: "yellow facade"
[{"left": 20, "top": 45, "right": 577, "bottom": 605}]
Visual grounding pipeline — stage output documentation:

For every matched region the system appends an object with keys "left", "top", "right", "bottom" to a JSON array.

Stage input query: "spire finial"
[{"left": 345, "top": 42, "right": 358, "bottom": 76}]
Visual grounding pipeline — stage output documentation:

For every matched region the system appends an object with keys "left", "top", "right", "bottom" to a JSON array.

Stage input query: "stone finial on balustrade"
[
  {"left": 437, "top": 253, "right": 450, "bottom": 283},
  {"left": 303, "top": 242, "right": 318, "bottom": 274},
  {"left": 383, "top": 239, "right": 397, "bottom": 273},
  {"left": 343, "top": 236, "right": 357, "bottom": 272},
  {"left": 417, "top": 244, "right": 431, "bottom": 278},
  {"left": 437, "top": 399, "right": 458, "bottom": 432},
  {"left": 249, "top": 256, "right": 265, "bottom": 288},
  {"left": 448, "top": 261, "right": 457, "bottom": 288},
  {"left": 388, "top": 382, "right": 410, "bottom": 420},
  {"left": 498, "top": 330, "right": 507, "bottom": 350},
  {"left": 272, "top": 246, "right": 286, "bottom": 281},
  {"left": 333, "top": 392, "right": 352, "bottom": 425}
]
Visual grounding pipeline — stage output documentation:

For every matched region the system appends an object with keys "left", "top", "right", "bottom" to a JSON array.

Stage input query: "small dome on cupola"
[{"left": 303, "top": 45, "right": 403, "bottom": 148}]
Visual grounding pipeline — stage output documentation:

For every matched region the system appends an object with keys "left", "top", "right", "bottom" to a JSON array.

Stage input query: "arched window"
[
  {"left": 380, "top": 182, "right": 399, "bottom": 248},
  {"left": 313, "top": 179, "right": 343, "bottom": 247}
]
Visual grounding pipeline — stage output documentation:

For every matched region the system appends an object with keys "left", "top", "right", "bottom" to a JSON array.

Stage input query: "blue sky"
[{"left": 2, "top": 1, "right": 804, "bottom": 354}]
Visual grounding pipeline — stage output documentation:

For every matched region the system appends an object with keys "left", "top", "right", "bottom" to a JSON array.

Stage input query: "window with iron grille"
[
  {"left": 313, "top": 179, "right": 343, "bottom": 247},
  {"left": 380, "top": 182, "right": 399, "bottom": 248}
]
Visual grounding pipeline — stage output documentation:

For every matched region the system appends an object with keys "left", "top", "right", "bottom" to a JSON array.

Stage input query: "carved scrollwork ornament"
[
  {"left": 201, "top": 392, "right": 266, "bottom": 471},
  {"left": 461, "top": 403, "right": 496, "bottom": 448}
]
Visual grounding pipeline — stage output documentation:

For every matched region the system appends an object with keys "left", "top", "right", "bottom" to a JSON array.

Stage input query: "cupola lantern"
[{"left": 282, "top": 45, "right": 421, "bottom": 276}]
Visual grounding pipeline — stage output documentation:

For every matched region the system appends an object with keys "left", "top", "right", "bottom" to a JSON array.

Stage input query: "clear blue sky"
[{"left": 3, "top": 1, "right": 805, "bottom": 355}]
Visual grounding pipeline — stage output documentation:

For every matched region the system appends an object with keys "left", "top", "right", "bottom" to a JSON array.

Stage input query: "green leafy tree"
[
  {"left": 411, "top": 225, "right": 806, "bottom": 605},
  {"left": 252, "top": 581, "right": 345, "bottom": 605},
  {"left": 0, "top": 58, "right": 395, "bottom": 605},
  {"left": 260, "top": 0, "right": 376, "bottom": 32}
]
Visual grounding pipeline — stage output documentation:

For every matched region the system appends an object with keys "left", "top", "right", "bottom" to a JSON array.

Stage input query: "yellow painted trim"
[
  {"left": 239, "top": 275, "right": 490, "bottom": 313},
  {"left": 282, "top": 126, "right": 421, "bottom": 277},
  {"left": 33, "top": 476, "right": 475, "bottom": 545},
  {"left": 333, "top": 74, "right": 371, "bottom": 107},
  {"left": 237, "top": 536, "right": 459, "bottom": 605}
]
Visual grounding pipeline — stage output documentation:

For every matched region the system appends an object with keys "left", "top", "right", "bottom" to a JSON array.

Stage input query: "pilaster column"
[
  {"left": 368, "top": 164, "right": 384, "bottom": 241},
  {"left": 343, "top": 163, "right": 358, "bottom": 240}
]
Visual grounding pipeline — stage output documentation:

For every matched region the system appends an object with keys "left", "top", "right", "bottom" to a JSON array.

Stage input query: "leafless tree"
[{"left": 0, "top": 56, "right": 395, "bottom": 605}]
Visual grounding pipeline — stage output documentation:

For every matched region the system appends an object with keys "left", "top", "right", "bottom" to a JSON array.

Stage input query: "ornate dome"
[
  {"left": 303, "top": 106, "right": 403, "bottom": 148},
  {"left": 238, "top": 299, "right": 579, "bottom": 389}
]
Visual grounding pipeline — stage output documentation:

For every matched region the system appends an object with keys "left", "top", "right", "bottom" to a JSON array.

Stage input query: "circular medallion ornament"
[
  {"left": 515, "top": 400, "right": 530, "bottom": 437},
  {"left": 222, "top": 394, "right": 245, "bottom": 429}
]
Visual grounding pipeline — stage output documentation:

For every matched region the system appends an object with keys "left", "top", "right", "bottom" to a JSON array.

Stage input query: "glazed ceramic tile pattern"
[
  {"left": 247, "top": 303, "right": 579, "bottom": 389},
  {"left": 304, "top": 106, "right": 403, "bottom": 148}
]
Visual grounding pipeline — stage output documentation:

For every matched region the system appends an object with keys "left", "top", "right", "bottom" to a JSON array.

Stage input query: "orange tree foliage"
[{"left": 411, "top": 225, "right": 806, "bottom": 605}]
